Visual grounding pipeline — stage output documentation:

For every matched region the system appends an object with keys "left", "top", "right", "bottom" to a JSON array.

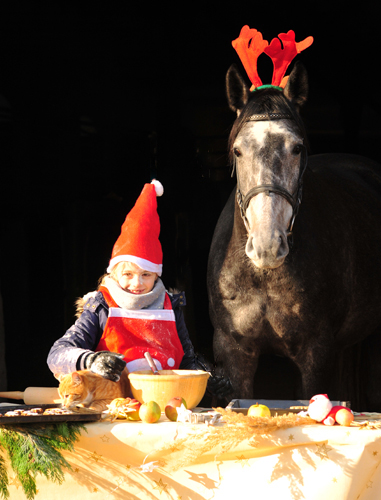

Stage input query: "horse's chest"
[{"left": 220, "top": 269, "right": 304, "bottom": 339}]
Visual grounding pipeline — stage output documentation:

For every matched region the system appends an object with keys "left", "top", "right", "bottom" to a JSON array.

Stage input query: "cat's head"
[{"left": 58, "top": 371, "right": 88, "bottom": 409}]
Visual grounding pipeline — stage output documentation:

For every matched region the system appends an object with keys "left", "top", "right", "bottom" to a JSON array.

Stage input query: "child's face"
[{"left": 115, "top": 262, "right": 158, "bottom": 295}]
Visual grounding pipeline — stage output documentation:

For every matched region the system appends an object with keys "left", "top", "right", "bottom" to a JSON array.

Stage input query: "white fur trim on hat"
[
  {"left": 107, "top": 255, "right": 163, "bottom": 275},
  {"left": 151, "top": 179, "right": 164, "bottom": 197}
]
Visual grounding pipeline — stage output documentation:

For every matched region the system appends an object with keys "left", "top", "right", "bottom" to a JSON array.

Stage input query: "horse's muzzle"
[{"left": 245, "top": 229, "right": 289, "bottom": 269}]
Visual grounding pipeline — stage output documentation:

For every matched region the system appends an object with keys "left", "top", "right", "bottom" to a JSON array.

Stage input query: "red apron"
[{"left": 96, "top": 286, "right": 184, "bottom": 370}]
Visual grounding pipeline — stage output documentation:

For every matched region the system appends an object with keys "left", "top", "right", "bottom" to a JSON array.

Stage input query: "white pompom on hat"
[
  {"left": 151, "top": 179, "right": 164, "bottom": 197},
  {"left": 107, "top": 180, "right": 164, "bottom": 275}
]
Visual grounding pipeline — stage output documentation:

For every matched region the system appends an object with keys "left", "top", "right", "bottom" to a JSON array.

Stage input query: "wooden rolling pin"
[{"left": 0, "top": 387, "right": 61, "bottom": 404}]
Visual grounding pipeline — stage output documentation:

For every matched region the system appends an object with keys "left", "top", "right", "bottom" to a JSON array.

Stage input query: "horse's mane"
[{"left": 228, "top": 89, "right": 308, "bottom": 164}]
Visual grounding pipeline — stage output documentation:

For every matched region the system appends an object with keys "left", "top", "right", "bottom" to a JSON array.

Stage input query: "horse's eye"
[
  {"left": 293, "top": 144, "right": 303, "bottom": 155},
  {"left": 233, "top": 148, "right": 242, "bottom": 157}
]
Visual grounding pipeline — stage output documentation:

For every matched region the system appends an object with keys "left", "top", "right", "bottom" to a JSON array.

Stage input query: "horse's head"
[{"left": 227, "top": 62, "right": 309, "bottom": 269}]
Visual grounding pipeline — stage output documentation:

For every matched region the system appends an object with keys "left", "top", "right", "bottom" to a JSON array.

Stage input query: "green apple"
[
  {"left": 165, "top": 397, "right": 187, "bottom": 421},
  {"left": 139, "top": 401, "right": 161, "bottom": 423},
  {"left": 247, "top": 403, "right": 271, "bottom": 417}
]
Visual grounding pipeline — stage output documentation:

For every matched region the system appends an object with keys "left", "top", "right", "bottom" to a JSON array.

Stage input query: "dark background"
[{"left": 0, "top": 5, "right": 380, "bottom": 396}]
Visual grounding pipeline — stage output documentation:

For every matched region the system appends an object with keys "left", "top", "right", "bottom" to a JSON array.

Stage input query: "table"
[{"left": 4, "top": 412, "right": 381, "bottom": 499}]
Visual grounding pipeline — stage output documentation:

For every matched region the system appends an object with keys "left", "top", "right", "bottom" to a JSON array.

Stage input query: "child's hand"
[
  {"left": 195, "top": 353, "right": 233, "bottom": 400},
  {"left": 85, "top": 351, "right": 126, "bottom": 382},
  {"left": 207, "top": 374, "right": 233, "bottom": 399}
]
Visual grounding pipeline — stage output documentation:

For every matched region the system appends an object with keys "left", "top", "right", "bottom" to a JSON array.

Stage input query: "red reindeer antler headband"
[{"left": 232, "top": 26, "right": 314, "bottom": 91}]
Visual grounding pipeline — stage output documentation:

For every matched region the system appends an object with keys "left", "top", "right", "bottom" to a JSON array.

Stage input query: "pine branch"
[
  {"left": 0, "top": 455, "right": 9, "bottom": 500},
  {"left": 0, "top": 422, "right": 86, "bottom": 500}
]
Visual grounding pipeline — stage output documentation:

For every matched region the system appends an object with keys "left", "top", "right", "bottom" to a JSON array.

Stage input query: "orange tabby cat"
[{"left": 58, "top": 368, "right": 131, "bottom": 411}]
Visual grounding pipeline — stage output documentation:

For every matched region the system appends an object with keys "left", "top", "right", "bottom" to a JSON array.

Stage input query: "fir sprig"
[
  {"left": 0, "top": 455, "right": 8, "bottom": 499},
  {"left": 0, "top": 422, "right": 86, "bottom": 499}
]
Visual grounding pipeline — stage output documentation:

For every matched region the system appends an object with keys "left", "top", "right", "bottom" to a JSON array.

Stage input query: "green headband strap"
[{"left": 251, "top": 84, "right": 283, "bottom": 92}]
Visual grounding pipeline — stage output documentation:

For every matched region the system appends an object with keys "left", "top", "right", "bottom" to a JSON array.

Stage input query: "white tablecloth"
[{"left": 3, "top": 412, "right": 381, "bottom": 499}]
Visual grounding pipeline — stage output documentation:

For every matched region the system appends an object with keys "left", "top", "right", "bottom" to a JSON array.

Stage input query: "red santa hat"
[{"left": 107, "top": 180, "right": 164, "bottom": 275}]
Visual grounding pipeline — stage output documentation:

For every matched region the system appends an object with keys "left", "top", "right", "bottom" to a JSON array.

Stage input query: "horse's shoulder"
[
  {"left": 307, "top": 153, "right": 381, "bottom": 199},
  {"left": 308, "top": 153, "right": 381, "bottom": 177}
]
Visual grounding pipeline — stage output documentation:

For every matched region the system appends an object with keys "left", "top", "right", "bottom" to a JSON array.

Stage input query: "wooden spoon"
[{"left": 144, "top": 352, "right": 160, "bottom": 375}]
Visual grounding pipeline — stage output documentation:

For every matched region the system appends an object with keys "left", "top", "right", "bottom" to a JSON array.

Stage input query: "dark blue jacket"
[{"left": 47, "top": 290, "right": 197, "bottom": 377}]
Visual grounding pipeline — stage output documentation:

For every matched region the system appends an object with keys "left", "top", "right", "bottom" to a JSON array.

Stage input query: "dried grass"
[
  {"left": 154, "top": 408, "right": 315, "bottom": 471},
  {"left": 216, "top": 408, "right": 315, "bottom": 432}
]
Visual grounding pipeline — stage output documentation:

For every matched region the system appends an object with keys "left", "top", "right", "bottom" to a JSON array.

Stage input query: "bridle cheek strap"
[{"left": 235, "top": 146, "right": 308, "bottom": 239}]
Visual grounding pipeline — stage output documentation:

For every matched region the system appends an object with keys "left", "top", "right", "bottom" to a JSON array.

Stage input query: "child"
[{"left": 47, "top": 180, "right": 231, "bottom": 398}]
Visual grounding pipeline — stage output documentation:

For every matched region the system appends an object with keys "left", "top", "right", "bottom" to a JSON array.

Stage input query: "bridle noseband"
[{"left": 233, "top": 112, "right": 308, "bottom": 241}]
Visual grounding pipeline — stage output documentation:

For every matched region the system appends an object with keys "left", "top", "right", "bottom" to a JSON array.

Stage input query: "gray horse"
[{"left": 207, "top": 61, "right": 381, "bottom": 411}]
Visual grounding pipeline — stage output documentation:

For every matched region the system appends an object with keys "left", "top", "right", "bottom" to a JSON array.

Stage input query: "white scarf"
[{"left": 103, "top": 276, "right": 166, "bottom": 310}]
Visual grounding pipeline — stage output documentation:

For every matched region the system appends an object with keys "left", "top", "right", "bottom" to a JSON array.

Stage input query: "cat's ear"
[
  {"left": 71, "top": 371, "right": 82, "bottom": 385},
  {"left": 54, "top": 373, "right": 64, "bottom": 381}
]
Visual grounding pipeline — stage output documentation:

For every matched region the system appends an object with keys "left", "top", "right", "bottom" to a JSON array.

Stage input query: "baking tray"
[
  {"left": 0, "top": 404, "right": 102, "bottom": 425},
  {"left": 229, "top": 399, "right": 351, "bottom": 416}
]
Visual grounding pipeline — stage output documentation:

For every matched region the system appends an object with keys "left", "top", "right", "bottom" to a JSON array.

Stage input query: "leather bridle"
[{"left": 232, "top": 112, "right": 308, "bottom": 239}]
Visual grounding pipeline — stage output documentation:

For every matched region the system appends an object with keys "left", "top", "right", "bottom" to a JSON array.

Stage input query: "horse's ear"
[
  {"left": 283, "top": 61, "right": 308, "bottom": 111},
  {"left": 226, "top": 64, "right": 250, "bottom": 115}
]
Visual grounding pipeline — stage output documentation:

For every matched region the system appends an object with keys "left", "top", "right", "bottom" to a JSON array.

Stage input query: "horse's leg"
[
  {"left": 213, "top": 328, "right": 259, "bottom": 402},
  {"left": 296, "top": 334, "right": 381, "bottom": 412},
  {"left": 360, "top": 327, "right": 381, "bottom": 412},
  {"left": 294, "top": 346, "right": 335, "bottom": 400}
]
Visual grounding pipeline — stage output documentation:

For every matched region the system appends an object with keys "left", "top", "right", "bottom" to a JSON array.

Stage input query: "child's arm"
[
  {"left": 177, "top": 308, "right": 198, "bottom": 370},
  {"left": 47, "top": 292, "right": 108, "bottom": 377},
  {"left": 169, "top": 292, "right": 197, "bottom": 370},
  {"left": 172, "top": 292, "right": 233, "bottom": 399}
]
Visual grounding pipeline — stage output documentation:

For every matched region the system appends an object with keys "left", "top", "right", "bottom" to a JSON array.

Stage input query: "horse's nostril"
[
  {"left": 277, "top": 233, "right": 289, "bottom": 258},
  {"left": 246, "top": 236, "right": 254, "bottom": 254}
]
